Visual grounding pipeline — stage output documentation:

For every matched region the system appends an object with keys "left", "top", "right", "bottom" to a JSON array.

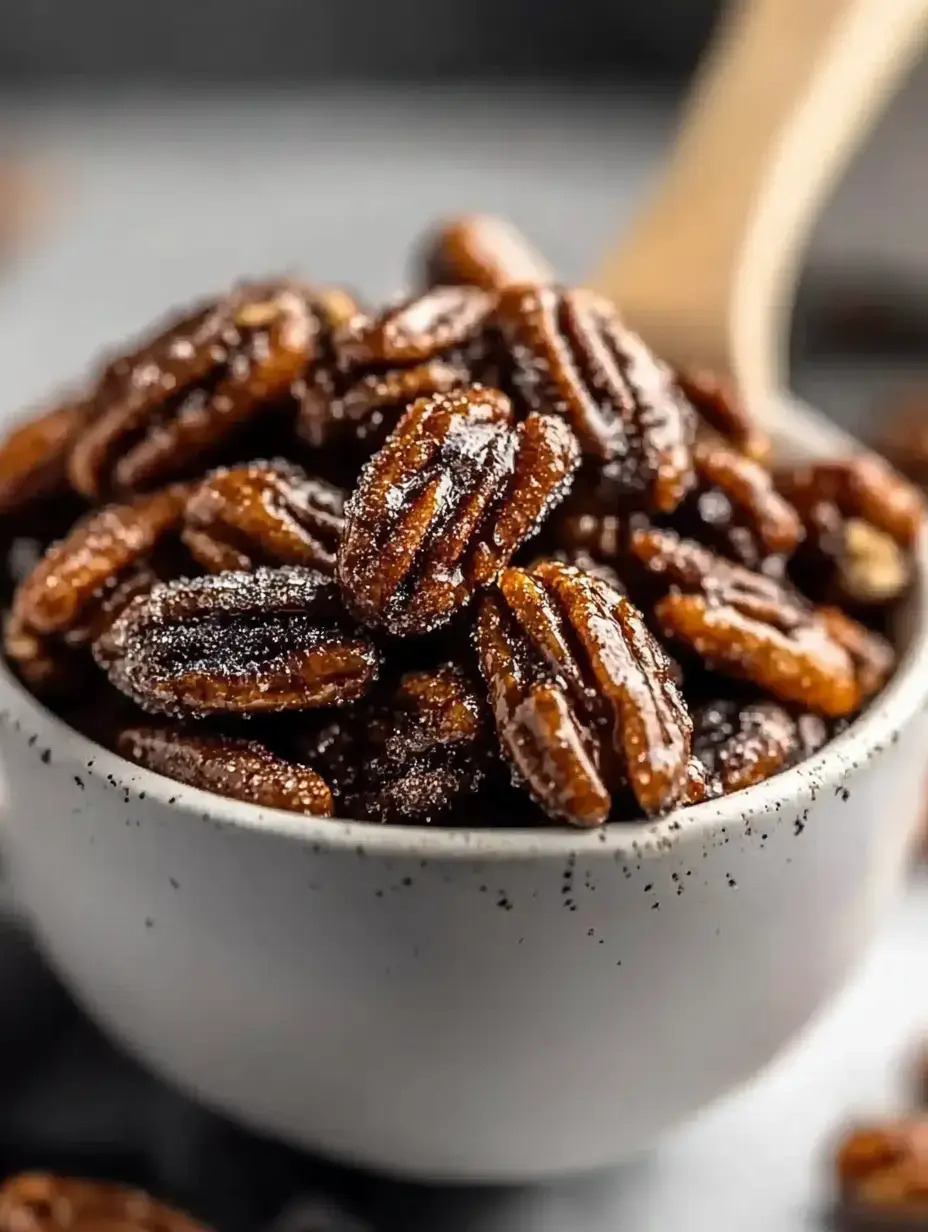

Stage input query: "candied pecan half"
[
  {"left": 418, "top": 215, "right": 554, "bottom": 291},
  {"left": 12, "top": 485, "right": 187, "bottom": 639},
  {"left": 300, "top": 287, "right": 491, "bottom": 455},
  {"left": 95, "top": 566, "right": 380, "bottom": 718},
  {"left": 297, "top": 662, "right": 490, "bottom": 824},
  {"left": 0, "top": 395, "right": 94, "bottom": 516},
  {"left": 676, "top": 369, "right": 770, "bottom": 463},
  {"left": 118, "top": 726, "right": 333, "bottom": 815},
  {"left": 631, "top": 527, "right": 863, "bottom": 717},
  {"left": 183, "top": 459, "right": 345, "bottom": 574},
  {"left": 338, "top": 387, "right": 579, "bottom": 636},
  {"left": 775, "top": 455, "right": 924, "bottom": 549},
  {"left": 819, "top": 605, "right": 895, "bottom": 699},
  {"left": 68, "top": 280, "right": 318, "bottom": 500},
  {"left": 692, "top": 699, "right": 827, "bottom": 796},
  {"left": 0, "top": 1173, "right": 210, "bottom": 1232},
  {"left": 476, "top": 561, "right": 692, "bottom": 824},
  {"left": 493, "top": 285, "right": 694, "bottom": 512},
  {"left": 835, "top": 1119, "right": 928, "bottom": 1226}
]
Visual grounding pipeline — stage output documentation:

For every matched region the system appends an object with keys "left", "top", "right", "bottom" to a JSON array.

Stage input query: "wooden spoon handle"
[{"left": 593, "top": 0, "right": 928, "bottom": 405}]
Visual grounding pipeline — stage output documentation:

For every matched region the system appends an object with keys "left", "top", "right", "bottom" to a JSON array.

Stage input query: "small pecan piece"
[
  {"left": 0, "top": 395, "right": 94, "bottom": 516},
  {"left": 693, "top": 699, "right": 827, "bottom": 796},
  {"left": 676, "top": 369, "right": 770, "bottom": 463},
  {"left": 300, "top": 287, "right": 491, "bottom": 454},
  {"left": 476, "top": 561, "right": 692, "bottom": 824},
  {"left": 835, "top": 1120, "right": 928, "bottom": 1226},
  {"left": 338, "top": 387, "right": 579, "bottom": 635},
  {"left": 183, "top": 460, "right": 345, "bottom": 574},
  {"left": 68, "top": 280, "right": 317, "bottom": 500},
  {"left": 494, "top": 285, "right": 694, "bottom": 511},
  {"left": 95, "top": 566, "right": 380, "bottom": 718},
  {"left": 0, "top": 1173, "right": 210, "bottom": 1232},
  {"left": 118, "top": 726, "right": 333, "bottom": 816},
  {"left": 418, "top": 215, "right": 554, "bottom": 291},
  {"left": 297, "top": 662, "right": 490, "bottom": 824},
  {"left": 12, "top": 485, "right": 187, "bottom": 639},
  {"left": 632, "top": 527, "right": 863, "bottom": 717}
]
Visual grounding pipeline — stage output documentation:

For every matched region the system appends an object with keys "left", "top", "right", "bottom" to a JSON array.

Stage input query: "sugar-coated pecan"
[
  {"left": 297, "top": 663, "right": 490, "bottom": 824},
  {"left": 338, "top": 387, "right": 579, "bottom": 635},
  {"left": 476, "top": 561, "right": 692, "bottom": 824},
  {"left": 68, "top": 280, "right": 318, "bottom": 500},
  {"left": 95, "top": 566, "right": 380, "bottom": 718},
  {"left": 818, "top": 605, "right": 895, "bottom": 700},
  {"left": 118, "top": 726, "right": 333, "bottom": 815},
  {"left": 676, "top": 369, "right": 770, "bottom": 463},
  {"left": 0, "top": 1173, "right": 210, "bottom": 1232},
  {"left": 183, "top": 460, "right": 345, "bottom": 574},
  {"left": 493, "top": 286, "right": 694, "bottom": 511},
  {"left": 3, "top": 610, "right": 91, "bottom": 697},
  {"left": 775, "top": 455, "right": 924, "bottom": 548},
  {"left": 418, "top": 215, "right": 554, "bottom": 290},
  {"left": 835, "top": 1120, "right": 928, "bottom": 1226},
  {"left": 12, "top": 485, "right": 187, "bottom": 639},
  {"left": 632, "top": 527, "right": 862, "bottom": 716},
  {"left": 693, "top": 699, "right": 827, "bottom": 796},
  {"left": 300, "top": 287, "right": 492, "bottom": 455},
  {"left": 0, "top": 395, "right": 94, "bottom": 516}
]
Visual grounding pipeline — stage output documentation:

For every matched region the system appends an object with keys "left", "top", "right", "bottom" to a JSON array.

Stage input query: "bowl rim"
[{"left": 2, "top": 402, "right": 927, "bottom": 862}]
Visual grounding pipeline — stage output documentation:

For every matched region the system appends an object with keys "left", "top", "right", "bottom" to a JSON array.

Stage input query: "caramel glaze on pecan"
[
  {"left": 0, "top": 394, "right": 94, "bottom": 517},
  {"left": 295, "top": 662, "right": 490, "bottom": 824},
  {"left": 68, "top": 280, "right": 318, "bottom": 500},
  {"left": 0, "top": 1173, "right": 211, "bottom": 1232},
  {"left": 119, "top": 726, "right": 334, "bottom": 816},
  {"left": 631, "top": 527, "right": 888, "bottom": 717},
  {"left": 676, "top": 369, "right": 771, "bottom": 464},
  {"left": 299, "top": 286, "right": 492, "bottom": 456},
  {"left": 692, "top": 698, "right": 827, "bottom": 797},
  {"left": 183, "top": 459, "right": 345, "bottom": 574},
  {"left": 94, "top": 566, "right": 380, "bottom": 718},
  {"left": 418, "top": 214, "right": 555, "bottom": 291},
  {"left": 338, "top": 386, "right": 579, "bottom": 636},
  {"left": 476, "top": 560, "right": 692, "bottom": 825},
  {"left": 493, "top": 286, "right": 695, "bottom": 513},
  {"left": 835, "top": 1119, "right": 928, "bottom": 1226}
]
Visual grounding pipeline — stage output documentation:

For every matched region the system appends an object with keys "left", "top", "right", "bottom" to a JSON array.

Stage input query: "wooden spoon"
[{"left": 591, "top": 0, "right": 928, "bottom": 439}]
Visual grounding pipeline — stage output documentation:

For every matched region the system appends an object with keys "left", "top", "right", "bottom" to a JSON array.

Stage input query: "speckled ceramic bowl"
[{"left": 0, "top": 401, "right": 926, "bottom": 1182}]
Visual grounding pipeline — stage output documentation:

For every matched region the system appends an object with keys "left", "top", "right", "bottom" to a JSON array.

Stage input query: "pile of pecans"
[{"left": 0, "top": 217, "right": 922, "bottom": 827}]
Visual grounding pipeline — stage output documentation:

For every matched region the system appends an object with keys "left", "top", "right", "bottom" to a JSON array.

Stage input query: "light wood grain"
[{"left": 592, "top": 0, "right": 928, "bottom": 429}]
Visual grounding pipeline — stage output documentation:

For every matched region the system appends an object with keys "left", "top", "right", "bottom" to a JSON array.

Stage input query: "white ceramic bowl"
[{"left": 0, "top": 404, "right": 925, "bottom": 1182}]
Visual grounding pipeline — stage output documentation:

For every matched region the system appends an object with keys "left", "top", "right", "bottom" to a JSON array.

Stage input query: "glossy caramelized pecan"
[
  {"left": 68, "top": 280, "right": 317, "bottom": 500},
  {"left": 671, "top": 438, "right": 802, "bottom": 571},
  {"left": 631, "top": 527, "right": 878, "bottom": 716},
  {"left": 298, "top": 663, "right": 490, "bottom": 824},
  {"left": 418, "top": 214, "right": 554, "bottom": 291},
  {"left": 835, "top": 1119, "right": 928, "bottom": 1226},
  {"left": 0, "top": 1173, "right": 210, "bottom": 1232},
  {"left": 95, "top": 566, "right": 380, "bottom": 718},
  {"left": 338, "top": 386, "right": 579, "bottom": 635},
  {"left": 118, "top": 726, "right": 333, "bottom": 816},
  {"left": 777, "top": 456, "right": 919, "bottom": 607},
  {"left": 0, "top": 394, "right": 94, "bottom": 516},
  {"left": 493, "top": 285, "right": 694, "bottom": 512},
  {"left": 299, "top": 286, "right": 490, "bottom": 454},
  {"left": 676, "top": 369, "right": 770, "bottom": 463},
  {"left": 183, "top": 460, "right": 345, "bottom": 574},
  {"left": 692, "top": 699, "right": 827, "bottom": 796},
  {"left": 475, "top": 561, "right": 692, "bottom": 825},
  {"left": 12, "top": 485, "right": 187, "bottom": 639}
]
